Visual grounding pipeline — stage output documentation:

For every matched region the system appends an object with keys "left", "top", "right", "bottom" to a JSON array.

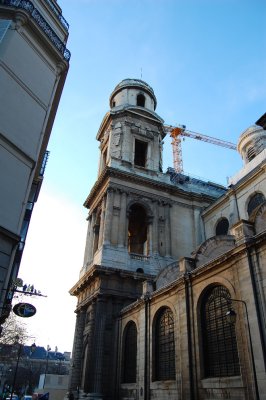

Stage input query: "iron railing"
[
  {"left": 43, "top": 0, "right": 69, "bottom": 30},
  {"left": 2, "top": 0, "right": 71, "bottom": 61},
  {"left": 40, "top": 150, "right": 50, "bottom": 176}
]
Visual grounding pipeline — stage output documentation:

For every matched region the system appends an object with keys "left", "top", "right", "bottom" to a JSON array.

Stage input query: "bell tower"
[
  {"left": 80, "top": 79, "right": 169, "bottom": 279},
  {"left": 69, "top": 79, "right": 173, "bottom": 399},
  {"left": 97, "top": 78, "right": 163, "bottom": 175}
]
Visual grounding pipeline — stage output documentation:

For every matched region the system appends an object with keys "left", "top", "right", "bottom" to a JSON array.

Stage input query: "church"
[{"left": 69, "top": 79, "right": 266, "bottom": 400}]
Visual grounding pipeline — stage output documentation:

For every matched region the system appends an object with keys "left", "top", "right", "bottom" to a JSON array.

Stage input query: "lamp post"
[
  {"left": 26, "top": 342, "right": 36, "bottom": 395},
  {"left": 226, "top": 298, "right": 260, "bottom": 400},
  {"left": 10, "top": 336, "right": 22, "bottom": 400},
  {"left": 10, "top": 339, "right": 37, "bottom": 400},
  {"left": 43, "top": 345, "right": 51, "bottom": 389}
]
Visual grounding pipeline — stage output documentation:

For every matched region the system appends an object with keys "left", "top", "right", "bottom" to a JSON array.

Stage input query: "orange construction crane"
[{"left": 164, "top": 124, "right": 237, "bottom": 173}]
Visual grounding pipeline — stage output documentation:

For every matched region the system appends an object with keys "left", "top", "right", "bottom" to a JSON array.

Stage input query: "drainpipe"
[
  {"left": 184, "top": 273, "right": 195, "bottom": 400},
  {"left": 246, "top": 248, "right": 266, "bottom": 370},
  {"left": 115, "top": 313, "right": 122, "bottom": 399},
  {"left": 144, "top": 294, "right": 150, "bottom": 400}
]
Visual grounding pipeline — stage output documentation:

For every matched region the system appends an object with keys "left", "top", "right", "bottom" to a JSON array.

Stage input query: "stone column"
[
  {"left": 165, "top": 203, "right": 171, "bottom": 257},
  {"left": 91, "top": 297, "right": 106, "bottom": 396},
  {"left": 193, "top": 207, "right": 202, "bottom": 247},
  {"left": 83, "top": 214, "right": 93, "bottom": 266},
  {"left": 147, "top": 216, "right": 153, "bottom": 255},
  {"left": 98, "top": 198, "right": 106, "bottom": 249},
  {"left": 229, "top": 191, "right": 240, "bottom": 225},
  {"left": 92, "top": 211, "right": 100, "bottom": 256},
  {"left": 118, "top": 191, "right": 127, "bottom": 247},
  {"left": 103, "top": 189, "right": 114, "bottom": 245},
  {"left": 152, "top": 201, "right": 158, "bottom": 254},
  {"left": 69, "top": 308, "right": 86, "bottom": 392}
]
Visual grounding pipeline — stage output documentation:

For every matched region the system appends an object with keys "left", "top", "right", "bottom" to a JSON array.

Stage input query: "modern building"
[
  {"left": 0, "top": 0, "right": 70, "bottom": 323},
  {"left": 38, "top": 373, "right": 69, "bottom": 400},
  {"left": 69, "top": 79, "right": 266, "bottom": 400}
]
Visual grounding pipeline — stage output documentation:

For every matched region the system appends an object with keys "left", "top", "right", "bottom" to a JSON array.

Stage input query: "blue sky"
[{"left": 19, "top": 0, "right": 266, "bottom": 351}]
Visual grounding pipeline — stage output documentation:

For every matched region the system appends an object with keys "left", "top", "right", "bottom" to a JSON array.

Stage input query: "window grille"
[
  {"left": 122, "top": 321, "right": 137, "bottom": 383},
  {"left": 155, "top": 307, "right": 175, "bottom": 381},
  {"left": 247, "top": 192, "right": 265, "bottom": 216},
  {"left": 202, "top": 286, "right": 240, "bottom": 377},
  {"left": 216, "top": 218, "right": 229, "bottom": 235}
]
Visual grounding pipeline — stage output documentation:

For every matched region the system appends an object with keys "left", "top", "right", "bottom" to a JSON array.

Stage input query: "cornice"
[
  {"left": 202, "top": 159, "right": 266, "bottom": 218},
  {"left": 69, "top": 264, "right": 152, "bottom": 297},
  {"left": 83, "top": 167, "right": 219, "bottom": 209}
]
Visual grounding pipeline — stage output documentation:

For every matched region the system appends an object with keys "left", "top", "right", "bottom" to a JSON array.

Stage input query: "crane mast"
[{"left": 164, "top": 124, "right": 237, "bottom": 173}]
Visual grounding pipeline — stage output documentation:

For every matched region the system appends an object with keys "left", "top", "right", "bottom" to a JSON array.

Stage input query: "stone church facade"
[{"left": 69, "top": 79, "right": 266, "bottom": 400}]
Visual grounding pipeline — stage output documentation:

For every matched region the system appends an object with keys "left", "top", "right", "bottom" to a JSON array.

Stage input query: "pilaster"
[
  {"left": 118, "top": 191, "right": 128, "bottom": 247},
  {"left": 103, "top": 189, "right": 114, "bottom": 245},
  {"left": 69, "top": 309, "right": 86, "bottom": 392}
]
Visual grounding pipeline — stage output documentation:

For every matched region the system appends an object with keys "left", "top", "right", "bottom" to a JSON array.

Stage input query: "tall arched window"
[
  {"left": 122, "top": 321, "right": 137, "bottom": 383},
  {"left": 215, "top": 218, "right": 229, "bottom": 235},
  {"left": 247, "top": 192, "right": 265, "bottom": 217},
  {"left": 154, "top": 307, "right": 175, "bottom": 381},
  {"left": 128, "top": 204, "right": 148, "bottom": 255},
  {"left": 201, "top": 285, "right": 240, "bottom": 377}
]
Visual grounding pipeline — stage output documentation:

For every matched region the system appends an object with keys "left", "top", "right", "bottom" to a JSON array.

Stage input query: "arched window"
[
  {"left": 201, "top": 285, "right": 240, "bottom": 377},
  {"left": 122, "top": 321, "right": 137, "bottom": 383},
  {"left": 154, "top": 307, "right": 175, "bottom": 381},
  {"left": 247, "top": 192, "right": 265, "bottom": 216},
  {"left": 128, "top": 204, "right": 148, "bottom": 255},
  {"left": 216, "top": 218, "right": 229, "bottom": 235},
  {"left": 137, "top": 93, "right": 145, "bottom": 107}
]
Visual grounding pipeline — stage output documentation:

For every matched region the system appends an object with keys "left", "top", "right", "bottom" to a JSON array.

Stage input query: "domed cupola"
[
  {"left": 237, "top": 124, "right": 266, "bottom": 165},
  {"left": 109, "top": 78, "right": 157, "bottom": 112}
]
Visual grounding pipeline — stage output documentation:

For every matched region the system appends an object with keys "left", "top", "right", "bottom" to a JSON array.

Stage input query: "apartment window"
[
  {"left": 0, "top": 20, "right": 11, "bottom": 44},
  {"left": 134, "top": 139, "right": 147, "bottom": 167},
  {"left": 154, "top": 307, "right": 175, "bottom": 381},
  {"left": 247, "top": 192, "right": 265, "bottom": 217},
  {"left": 122, "top": 321, "right": 137, "bottom": 383},
  {"left": 216, "top": 218, "right": 229, "bottom": 235},
  {"left": 137, "top": 93, "right": 145, "bottom": 107},
  {"left": 201, "top": 285, "right": 240, "bottom": 377}
]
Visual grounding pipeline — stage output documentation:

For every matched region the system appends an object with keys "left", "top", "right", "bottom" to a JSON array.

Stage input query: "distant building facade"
[
  {"left": 0, "top": 0, "right": 70, "bottom": 323},
  {"left": 69, "top": 79, "right": 266, "bottom": 400},
  {"left": 0, "top": 344, "right": 70, "bottom": 396}
]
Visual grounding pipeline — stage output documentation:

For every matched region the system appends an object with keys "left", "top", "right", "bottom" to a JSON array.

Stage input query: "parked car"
[
  {"left": 22, "top": 396, "right": 32, "bottom": 400},
  {"left": 6, "top": 396, "right": 19, "bottom": 400}
]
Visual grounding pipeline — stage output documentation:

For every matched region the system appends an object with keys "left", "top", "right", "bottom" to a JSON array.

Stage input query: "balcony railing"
[
  {"left": 40, "top": 150, "right": 50, "bottom": 176},
  {"left": 130, "top": 253, "right": 150, "bottom": 262},
  {"left": 43, "top": 0, "right": 69, "bottom": 31},
  {"left": 2, "top": 0, "right": 71, "bottom": 61}
]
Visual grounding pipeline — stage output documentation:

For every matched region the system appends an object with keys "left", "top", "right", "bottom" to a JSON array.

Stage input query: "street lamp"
[
  {"left": 225, "top": 299, "right": 260, "bottom": 400},
  {"left": 26, "top": 342, "right": 37, "bottom": 395},
  {"left": 10, "top": 336, "right": 22, "bottom": 400},
  {"left": 43, "top": 345, "right": 51, "bottom": 389},
  {"left": 10, "top": 338, "right": 37, "bottom": 399}
]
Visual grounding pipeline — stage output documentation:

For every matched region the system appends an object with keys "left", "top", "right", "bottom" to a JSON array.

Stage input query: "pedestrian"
[{"left": 68, "top": 391, "right": 74, "bottom": 400}]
